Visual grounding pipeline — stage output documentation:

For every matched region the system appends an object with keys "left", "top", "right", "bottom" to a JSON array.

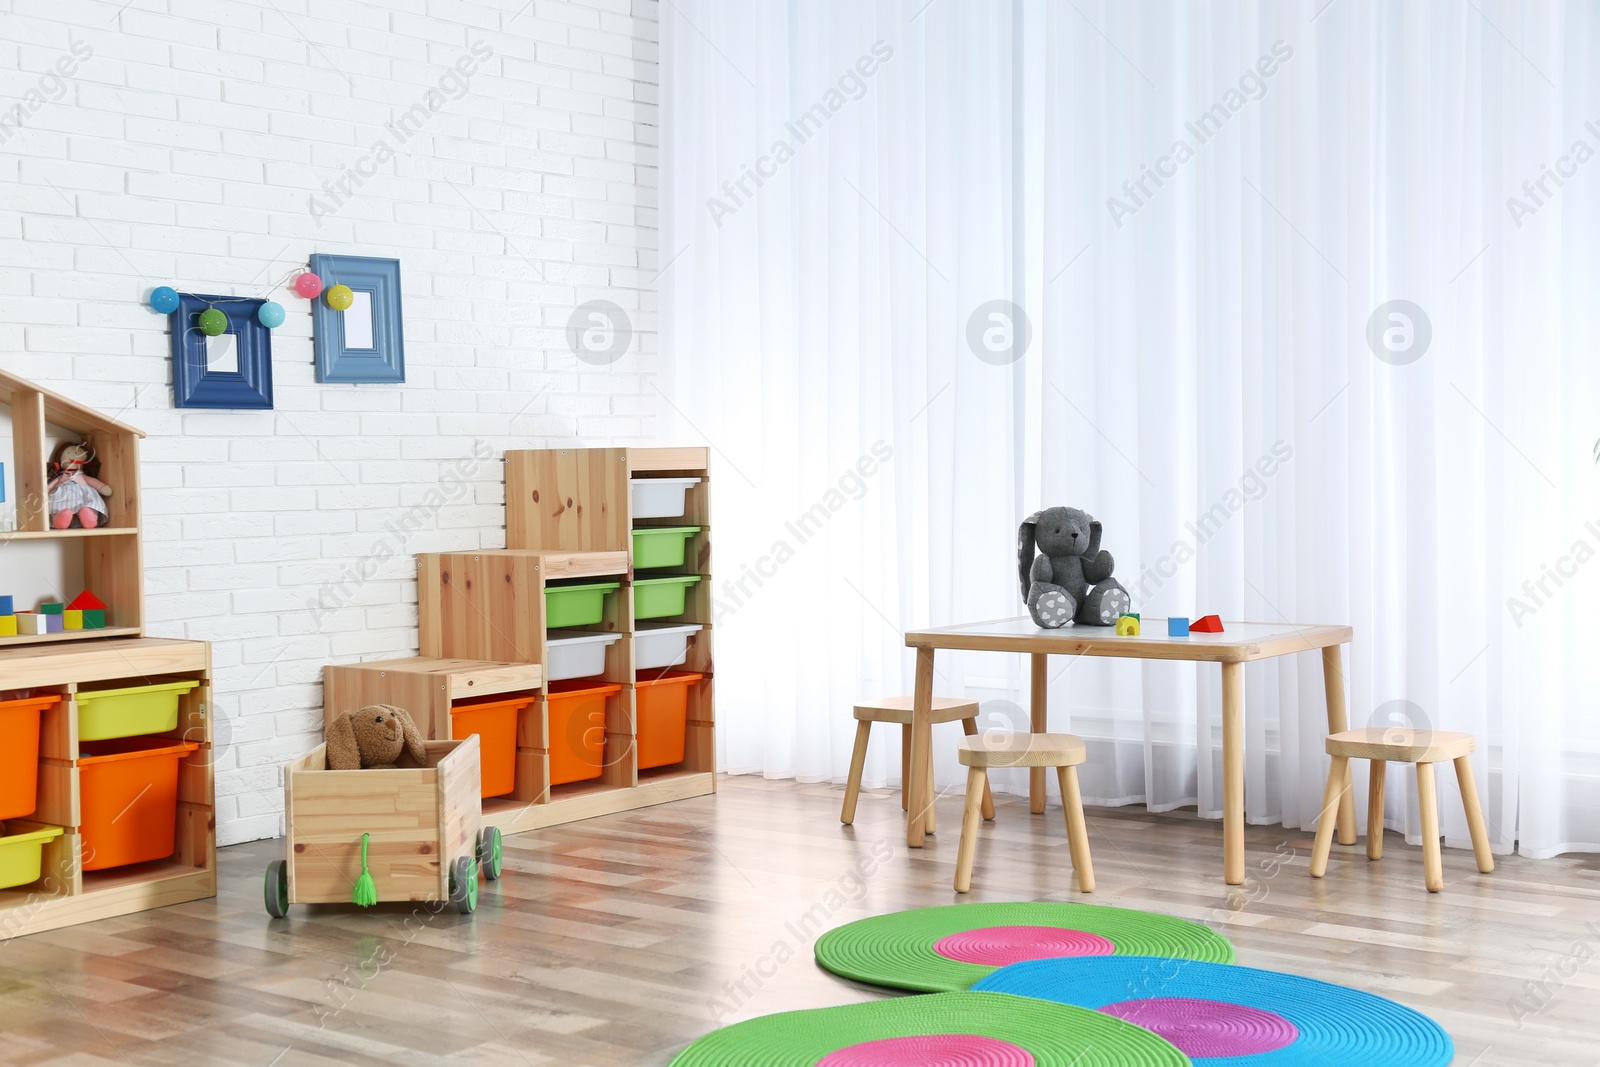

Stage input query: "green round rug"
[
  {"left": 667, "top": 991, "right": 1190, "bottom": 1066},
  {"left": 814, "top": 902, "right": 1234, "bottom": 992}
]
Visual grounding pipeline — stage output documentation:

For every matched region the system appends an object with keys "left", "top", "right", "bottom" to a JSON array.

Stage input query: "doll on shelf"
[{"left": 46, "top": 441, "right": 113, "bottom": 529}]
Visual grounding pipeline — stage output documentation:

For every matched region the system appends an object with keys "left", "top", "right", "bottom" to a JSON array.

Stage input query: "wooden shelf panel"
[
  {"left": 1, "top": 527, "right": 139, "bottom": 540},
  {"left": 0, "top": 627, "right": 142, "bottom": 647}
]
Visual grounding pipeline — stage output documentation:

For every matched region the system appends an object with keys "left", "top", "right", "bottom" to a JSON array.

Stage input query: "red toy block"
[
  {"left": 1191, "top": 614, "right": 1224, "bottom": 633},
  {"left": 68, "top": 590, "right": 107, "bottom": 611}
]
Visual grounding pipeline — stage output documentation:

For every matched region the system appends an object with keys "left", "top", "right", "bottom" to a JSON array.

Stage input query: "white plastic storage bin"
[
  {"left": 545, "top": 630, "right": 624, "bottom": 681},
  {"left": 634, "top": 622, "right": 703, "bottom": 672},
  {"left": 630, "top": 477, "right": 701, "bottom": 520}
]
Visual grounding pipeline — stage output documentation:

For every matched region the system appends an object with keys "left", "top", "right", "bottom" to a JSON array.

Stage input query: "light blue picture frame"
[{"left": 309, "top": 254, "right": 405, "bottom": 384}]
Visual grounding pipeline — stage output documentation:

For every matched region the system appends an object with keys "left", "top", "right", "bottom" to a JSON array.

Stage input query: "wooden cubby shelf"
[{"left": 324, "top": 447, "right": 716, "bottom": 840}]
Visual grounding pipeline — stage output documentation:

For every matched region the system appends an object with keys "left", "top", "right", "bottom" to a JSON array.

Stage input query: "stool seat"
[
  {"left": 854, "top": 696, "right": 980, "bottom": 724},
  {"left": 954, "top": 731, "right": 1094, "bottom": 894},
  {"left": 840, "top": 695, "right": 993, "bottom": 831},
  {"left": 959, "top": 732, "right": 1086, "bottom": 769},
  {"left": 1325, "top": 728, "right": 1475, "bottom": 763}
]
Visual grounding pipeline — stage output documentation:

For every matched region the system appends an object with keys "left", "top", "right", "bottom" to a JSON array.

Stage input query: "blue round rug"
[{"left": 972, "top": 956, "right": 1453, "bottom": 1066}]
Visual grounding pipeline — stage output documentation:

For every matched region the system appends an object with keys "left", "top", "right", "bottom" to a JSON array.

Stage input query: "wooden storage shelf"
[
  {"left": 2, "top": 527, "right": 140, "bottom": 540},
  {"left": 0, "top": 626, "right": 143, "bottom": 647},
  {"left": 0, "top": 638, "right": 214, "bottom": 941}
]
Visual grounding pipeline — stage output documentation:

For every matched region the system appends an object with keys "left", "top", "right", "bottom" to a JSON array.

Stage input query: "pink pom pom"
[{"left": 294, "top": 272, "right": 324, "bottom": 298}]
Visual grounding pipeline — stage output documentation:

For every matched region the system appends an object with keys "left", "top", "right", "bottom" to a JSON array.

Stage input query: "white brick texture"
[{"left": 0, "top": 0, "right": 660, "bottom": 845}]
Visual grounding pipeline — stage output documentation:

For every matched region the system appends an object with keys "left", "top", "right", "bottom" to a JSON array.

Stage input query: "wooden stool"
[
  {"left": 1310, "top": 728, "right": 1494, "bottom": 893},
  {"left": 841, "top": 696, "right": 994, "bottom": 831},
  {"left": 954, "top": 732, "right": 1094, "bottom": 894}
]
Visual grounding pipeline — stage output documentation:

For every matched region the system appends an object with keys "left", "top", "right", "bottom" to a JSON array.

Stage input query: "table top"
[{"left": 904, "top": 616, "right": 1351, "bottom": 662}]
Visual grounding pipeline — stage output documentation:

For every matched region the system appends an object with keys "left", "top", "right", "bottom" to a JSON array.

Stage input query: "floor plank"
[{"left": 1, "top": 777, "right": 1595, "bottom": 1064}]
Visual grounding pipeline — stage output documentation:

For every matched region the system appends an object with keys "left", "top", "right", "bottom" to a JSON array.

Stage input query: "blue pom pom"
[{"left": 149, "top": 286, "right": 180, "bottom": 314}]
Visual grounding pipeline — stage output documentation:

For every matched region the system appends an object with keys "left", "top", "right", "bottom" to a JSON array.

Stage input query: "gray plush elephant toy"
[{"left": 1018, "top": 506, "right": 1132, "bottom": 628}]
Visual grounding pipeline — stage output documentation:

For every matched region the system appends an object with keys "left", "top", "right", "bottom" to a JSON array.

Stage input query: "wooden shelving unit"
[
  {"left": 325, "top": 447, "right": 715, "bottom": 837},
  {"left": 0, "top": 372, "right": 214, "bottom": 941}
]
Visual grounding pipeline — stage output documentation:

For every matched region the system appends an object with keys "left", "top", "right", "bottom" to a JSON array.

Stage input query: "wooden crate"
[{"left": 283, "top": 738, "right": 481, "bottom": 906}]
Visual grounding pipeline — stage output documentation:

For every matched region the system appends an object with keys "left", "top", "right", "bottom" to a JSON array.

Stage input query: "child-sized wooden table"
[{"left": 901, "top": 618, "right": 1355, "bottom": 885}]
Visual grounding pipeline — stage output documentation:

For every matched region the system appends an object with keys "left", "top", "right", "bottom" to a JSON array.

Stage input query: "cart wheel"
[
  {"left": 264, "top": 860, "right": 289, "bottom": 918},
  {"left": 449, "top": 856, "right": 478, "bottom": 914},
  {"left": 478, "top": 827, "right": 503, "bottom": 881}
]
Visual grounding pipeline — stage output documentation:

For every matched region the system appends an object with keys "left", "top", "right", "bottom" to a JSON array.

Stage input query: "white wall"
[{"left": 0, "top": 0, "right": 659, "bottom": 844}]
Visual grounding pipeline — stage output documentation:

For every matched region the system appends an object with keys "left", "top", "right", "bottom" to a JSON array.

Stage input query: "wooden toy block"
[
  {"left": 16, "top": 613, "right": 44, "bottom": 636},
  {"left": 64, "top": 610, "right": 83, "bottom": 630},
  {"left": 1191, "top": 614, "right": 1224, "bottom": 633},
  {"left": 0, "top": 596, "right": 11, "bottom": 615},
  {"left": 39, "top": 602, "right": 63, "bottom": 615},
  {"left": 83, "top": 609, "right": 107, "bottom": 629},
  {"left": 68, "top": 591, "right": 107, "bottom": 611},
  {"left": 1168, "top": 616, "right": 1190, "bottom": 637},
  {"left": 0, "top": 616, "right": 15, "bottom": 637},
  {"left": 44, "top": 614, "right": 63, "bottom": 633},
  {"left": 1116, "top": 615, "right": 1140, "bottom": 636}
]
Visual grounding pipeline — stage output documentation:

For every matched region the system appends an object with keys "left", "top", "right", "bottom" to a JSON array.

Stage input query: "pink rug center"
[
  {"left": 1099, "top": 997, "right": 1298, "bottom": 1057},
  {"left": 931, "top": 925, "right": 1116, "bottom": 966},
  {"left": 817, "top": 1034, "right": 1035, "bottom": 1066}
]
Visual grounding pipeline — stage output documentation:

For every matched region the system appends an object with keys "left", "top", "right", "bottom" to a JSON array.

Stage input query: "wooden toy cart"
[{"left": 263, "top": 736, "right": 502, "bottom": 917}]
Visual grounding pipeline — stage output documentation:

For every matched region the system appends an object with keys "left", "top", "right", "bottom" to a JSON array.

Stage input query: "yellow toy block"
[
  {"left": 1115, "top": 614, "right": 1140, "bottom": 636},
  {"left": 0, "top": 616, "right": 15, "bottom": 637},
  {"left": 64, "top": 609, "right": 84, "bottom": 630}
]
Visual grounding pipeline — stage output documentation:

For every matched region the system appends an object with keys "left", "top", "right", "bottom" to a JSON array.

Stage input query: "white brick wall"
[{"left": 0, "top": 0, "right": 659, "bottom": 845}]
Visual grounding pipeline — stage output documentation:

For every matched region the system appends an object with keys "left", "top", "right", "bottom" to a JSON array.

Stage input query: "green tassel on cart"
[{"left": 352, "top": 833, "right": 378, "bottom": 907}]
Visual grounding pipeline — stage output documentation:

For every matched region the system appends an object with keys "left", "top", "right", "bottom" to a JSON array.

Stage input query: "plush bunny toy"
[
  {"left": 1018, "top": 506, "right": 1132, "bottom": 628},
  {"left": 325, "top": 704, "right": 427, "bottom": 770}
]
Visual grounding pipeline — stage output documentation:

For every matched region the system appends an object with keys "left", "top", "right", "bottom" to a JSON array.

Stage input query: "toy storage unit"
[
  {"left": 0, "top": 639, "right": 215, "bottom": 939},
  {"left": 0, "top": 372, "right": 214, "bottom": 941},
  {"left": 266, "top": 737, "right": 496, "bottom": 916},
  {"left": 394, "top": 447, "right": 717, "bottom": 835}
]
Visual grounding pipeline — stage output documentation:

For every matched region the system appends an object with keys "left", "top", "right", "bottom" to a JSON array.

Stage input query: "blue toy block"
[
  {"left": 0, "top": 595, "right": 11, "bottom": 615},
  {"left": 1168, "top": 616, "right": 1190, "bottom": 637}
]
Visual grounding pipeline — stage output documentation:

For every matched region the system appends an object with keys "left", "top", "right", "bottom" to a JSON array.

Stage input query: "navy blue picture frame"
[
  {"left": 169, "top": 293, "right": 274, "bottom": 409},
  {"left": 310, "top": 254, "right": 406, "bottom": 384}
]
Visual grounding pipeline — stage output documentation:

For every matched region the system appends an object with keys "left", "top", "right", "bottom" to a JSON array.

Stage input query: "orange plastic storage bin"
[
  {"left": 635, "top": 671, "right": 703, "bottom": 770},
  {"left": 0, "top": 695, "right": 60, "bottom": 820},
  {"left": 78, "top": 737, "right": 199, "bottom": 871},
  {"left": 547, "top": 681, "right": 620, "bottom": 785},
  {"left": 450, "top": 694, "right": 530, "bottom": 798}
]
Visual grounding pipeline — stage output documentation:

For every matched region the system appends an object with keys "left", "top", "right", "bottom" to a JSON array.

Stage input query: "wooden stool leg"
[
  {"left": 954, "top": 767, "right": 988, "bottom": 893},
  {"left": 1453, "top": 755, "right": 1495, "bottom": 874},
  {"left": 924, "top": 744, "right": 936, "bottom": 834},
  {"left": 1309, "top": 755, "right": 1349, "bottom": 878},
  {"left": 900, "top": 725, "right": 910, "bottom": 811},
  {"left": 1366, "top": 760, "right": 1386, "bottom": 860},
  {"left": 1057, "top": 765, "right": 1095, "bottom": 893},
  {"left": 1417, "top": 761, "right": 1443, "bottom": 892},
  {"left": 841, "top": 720, "right": 872, "bottom": 825},
  {"left": 962, "top": 718, "right": 996, "bottom": 820}
]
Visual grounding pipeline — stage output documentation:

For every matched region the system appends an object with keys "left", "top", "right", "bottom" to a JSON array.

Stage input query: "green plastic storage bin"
[
  {"left": 0, "top": 823, "right": 65, "bottom": 889},
  {"left": 545, "top": 581, "right": 621, "bottom": 627},
  {"left": 633, "top": 575, "right": 702, "bottom": 620},
  {"left": 77, "top": 681, "right": 201, "bottom": 742},
  {"left": 631, "top": 526, "right": 702, "bottom": 569}
]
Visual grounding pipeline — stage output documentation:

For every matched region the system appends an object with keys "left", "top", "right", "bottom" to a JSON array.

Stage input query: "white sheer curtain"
[{"left": 660, "top": 0, "right": 1600, "bottom": 858}]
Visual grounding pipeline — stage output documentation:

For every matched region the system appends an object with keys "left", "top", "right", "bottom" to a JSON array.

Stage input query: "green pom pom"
[
  {"left": 351, "top": 832, "right": 378, "bottom": 907},
  {"left": 197, "top": 308, "right": 227, "bottom": 336}
]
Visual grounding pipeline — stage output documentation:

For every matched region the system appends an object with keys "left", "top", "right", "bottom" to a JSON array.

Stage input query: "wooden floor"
[{"left": 2, "top": 776, "right": 1597, "bottom": 1065}]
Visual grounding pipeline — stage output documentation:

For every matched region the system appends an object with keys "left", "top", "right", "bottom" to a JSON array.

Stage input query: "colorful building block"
[
  {"left": 44, "top": 613, "right": 63, "bottom": 633},
  {"left": 68, "top": 591, "right": 106, "bottom": 611},
  {"left": 1115, "top": 614, "right": 1141, "bottom": 636},
  {"left": 1168, "top": 616, "right": 1191, "bottom": 637},
  {"left": 1191, "top": 614, "right": 1224, "bottom": 633},
  {"left": 39, "top": 602, "right": 63, "bottom": 615},
  {"left": 16, "top": 613, "right": 44, "bottom": 635},
  {"left": 0, "top": 595, "right": 11, "bottom": 615},
  {"left": 64, "top": 610, "right": 83, "bottom": 630},
  {"left": 0, "top": 616, "right": 15, "bottom": 637},
  {"left": 83, "top": 609, "right": 106, "bottom": 629}
]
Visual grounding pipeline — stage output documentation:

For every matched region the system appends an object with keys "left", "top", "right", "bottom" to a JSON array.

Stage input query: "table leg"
[
  {"left": 907, "top": 647, "right": 935, "bottom": 847},
  {"left": 1030, "top": 652, "right": 1048, "bottom": 814},
  {"left": 1221, "top": 660, "right": 1245, "bottom": 886},
  {"left": 1321, "top": 645, "right": 1357, "bottom": 845}
]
